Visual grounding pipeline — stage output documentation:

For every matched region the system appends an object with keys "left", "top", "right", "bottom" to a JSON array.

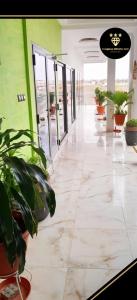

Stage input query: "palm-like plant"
[
  {"left": 105, "top": 90, "right": 133, "bottom": 114},
  {"left": 0, "top": 128, "right": 56, "bottom": 274},
  {"left": 95, "top": 87, "right": 100, "bottom": 97},
  {"left": 97, "top": 91, "right": 106, "bottom": 106}
]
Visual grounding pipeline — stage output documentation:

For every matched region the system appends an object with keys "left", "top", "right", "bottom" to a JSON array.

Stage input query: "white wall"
[{"left": 61, "top": 29, "right": 84, "bottom": 76}]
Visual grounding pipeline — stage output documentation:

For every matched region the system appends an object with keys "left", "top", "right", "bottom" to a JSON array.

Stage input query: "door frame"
[
  {"left": 56, "top": 60, "right": 68, "bottom": 141},
  {"left": 32, "top": 44, "right": 52, "bottom": 160}
]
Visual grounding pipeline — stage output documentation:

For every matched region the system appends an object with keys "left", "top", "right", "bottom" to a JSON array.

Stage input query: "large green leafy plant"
[
  {"left": 105, "top": 90, "right": 133, "bottom": 114},
  {"left": 0, "top": 128, "right": 56, "bottom": 273}
]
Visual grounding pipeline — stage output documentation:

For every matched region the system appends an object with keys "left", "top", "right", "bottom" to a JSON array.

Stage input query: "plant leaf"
[
  {"left": 124, "top": 101, "right": 133, "bottom": 107},
  {"left": 0, "top": 129, "right": 16, "bottom": 148},
  {"left": 26, "top": 164, "right": 56, "bottom": 216},
  {"left": 11, "top": 188, "right": 37, "bottom": 237},
  {"left": 4, "top": 156, "right": 36, "bottom": 211},
  {"left": 0, "top": 180, "right": 13, "bottom": 243},
  {"left": 0, "top": 181, "right": 17, "bottom": 266},
  {"left": 31, "top": 146, "right": 47, "bottom": 169},
  {"left": 12, "top": 219, "right": 27, "bottom": 274},
  {"left": 9, "top": 129, "right": 33, "bottom": 143}
]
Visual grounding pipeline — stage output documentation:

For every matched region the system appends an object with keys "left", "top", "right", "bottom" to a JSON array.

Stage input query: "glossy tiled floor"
[{"left": 26, "top": 105, "right": 137, "bottom": 299}]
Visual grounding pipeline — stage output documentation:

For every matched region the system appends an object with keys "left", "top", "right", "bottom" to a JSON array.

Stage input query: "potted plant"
[
  {"left": 0, "top": 128, "right": 56, "bottom": 276},
  {"left": 94, "top": 87, "right": 100, "bottom": 105},
  {"left": 96, "top": 90, "right": 106, "bottom": 115},
  {"left": 125, "top": 119, "right": 137, "bottom": 145},
  {"left": 105, "top": 90, "right": 133, "bottom": 126}
]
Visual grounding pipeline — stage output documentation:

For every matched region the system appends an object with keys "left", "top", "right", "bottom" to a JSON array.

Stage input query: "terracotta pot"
[
  {"left": 97, "top": 105, "right": 105, "bottom": 115},
  {"left": 0, "top": 231, "right": 29, "bottom": 276},
  {"left": 114, "top": 114, "right": 126, "bottom": 126},
  {"left": 125, "top": 126, "right": 137, "bottom": 145},
  {"left": 0, "top": 211, "right": 29, "bottom": 276}
]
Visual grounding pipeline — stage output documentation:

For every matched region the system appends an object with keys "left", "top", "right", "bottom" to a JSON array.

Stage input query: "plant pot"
[
  {"left": 0, "top": 230, "right": 29, "bottom": 277},
  {"left": 114, "top": 114, "right": 126, "bottom": 126},
  {"left": 125, "top": 126, "right": 137, "bottom": 145},
  {"left": 97, "top": 105, "right": 105, "bottom": 115}
]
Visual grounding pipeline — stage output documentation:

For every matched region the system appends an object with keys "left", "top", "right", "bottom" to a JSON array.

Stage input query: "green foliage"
[
  {"left": 105, "top": 89, "right": 134, "bottom": 114},
  {"left": 28, "top": 154, "right": 49, "bottom": 179},
  {"left": 0, "top": 128, "right": 56, "bottom": 273},
  {"left": 97, "top": 91, "right": 106, "bottom": 106},
  {"left": 95, "top": 88, "right": 108, "bottom": 106},
  {"left": 95, "top": 87, "right": 100, "bottom": 97},
  {"left": 104, "top": 91, "right": 113, "bottom": 99},
  {"left": 126, "top": 119, "right": 137, "bottom": 127}
]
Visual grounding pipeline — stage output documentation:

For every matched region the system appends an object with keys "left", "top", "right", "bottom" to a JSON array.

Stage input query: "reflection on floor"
[{"left": 26, "top": 105, "right": 137, "bottom": 300}]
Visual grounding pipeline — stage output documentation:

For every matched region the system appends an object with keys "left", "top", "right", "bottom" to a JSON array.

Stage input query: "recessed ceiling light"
[
  {"left": 79, "top": 38, "right": 98, "bottom": 42},
  {"left": 84, "top": 50, "right": 99, "bottom": 54},
  {"left": 86, "top": 56, "right": 99, "bottom": 58}
]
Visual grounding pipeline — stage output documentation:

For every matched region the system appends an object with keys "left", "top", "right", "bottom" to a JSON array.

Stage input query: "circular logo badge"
[{"left": 100, "top": 28, "right": 131, "bottom": 59}]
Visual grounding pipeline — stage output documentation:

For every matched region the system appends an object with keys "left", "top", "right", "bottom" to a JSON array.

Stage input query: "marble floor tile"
[
  {"left": 39, "top": 196, "right": 77, "bottom": 229},
  {"left": 63, "top": 268, "right": 120, "bottom": 300},
  {"left": 26, "top": 228, "right": 73, "bottom": 268},
  {"left": 75, "top": 203, "right": 126, "bottom": 229},
  {"left": 123, "top": 204, "right": 137, "bottom": 229},
  {"left": 69, "top": 228, "right": 133, "bottom": 269},
  {"left": 78, "top": 192, "right": 121, "bottom": 205},
  {"left": 127, "top": 230, "right": 137, "bottom": 259},
  {"left": 27, "top": 267, "right": 67, "bottom": 300}
]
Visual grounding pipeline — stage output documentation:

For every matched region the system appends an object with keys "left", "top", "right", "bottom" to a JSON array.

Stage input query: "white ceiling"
[
  {"left": 58, "top": 18, "right": 137, "bottom": 29},
  {"left": 58, "top": 18, "right": 137, "bottom": 64}
]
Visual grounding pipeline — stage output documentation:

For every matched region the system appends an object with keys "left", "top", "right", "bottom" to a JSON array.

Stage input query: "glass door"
[
  {"left": 56, "top": 62, "right": 67, "bottom": 141},
  {"left": 71, "top": 68, "right": 76, "bottom": 122},
  {"left": 33, "top": 51, "right": 51, "bottom": 162},
  {"left": 46, "top": 58, "right": 58, "bottom": 157},
  {"left": 66, "top": 67, "right": 72, "bottom": 130}
]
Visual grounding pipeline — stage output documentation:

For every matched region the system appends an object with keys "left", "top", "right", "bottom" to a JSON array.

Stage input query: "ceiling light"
[
  {"left": 79, "top": 38, "right": 98, "bottom": 42},
  {"left": 86, "top": 56, "right": 99, "bottom": 58},
  {"left": 84, "top": 50, "right": 99, "bottom": 54}
]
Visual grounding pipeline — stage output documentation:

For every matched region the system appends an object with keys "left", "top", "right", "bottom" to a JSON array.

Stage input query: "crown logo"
[{"left": 109, "top": 33, "right": 122, "bottom": 46}]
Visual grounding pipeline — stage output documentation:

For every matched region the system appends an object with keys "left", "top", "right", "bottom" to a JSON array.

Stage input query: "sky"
[{"left": 84, "top": 52, "right": 129, "bottom": 80}]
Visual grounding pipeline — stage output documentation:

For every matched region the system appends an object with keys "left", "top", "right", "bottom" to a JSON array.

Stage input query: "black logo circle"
[{"left": 100, "top": 28, "right": 131, "bottom": 59}]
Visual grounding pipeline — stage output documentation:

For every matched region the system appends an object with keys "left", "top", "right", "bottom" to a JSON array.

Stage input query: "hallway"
[{"left": 27, "top": 104, "right": 137, "bottom": 300}]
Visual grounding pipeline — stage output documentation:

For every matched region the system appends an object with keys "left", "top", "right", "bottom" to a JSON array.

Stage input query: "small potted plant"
[
  {"left": 125, "top": 119, "right": 137, "bottom": 145},
  {"left": 0, "top": 128, "right": 56, "bottom": 276},
  {"left": 94, "top": 87, "right": 100, "bottom": 105},
  {"left": 105, "top": 90, "right": 133, "bottom": 126},
  {"left": 96, "top": 90, "right": 106, "bottom": 115}
]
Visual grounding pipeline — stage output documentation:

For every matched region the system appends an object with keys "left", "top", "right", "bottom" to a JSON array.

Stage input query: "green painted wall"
[
  {"left": 0, "top": 19, "right": 29, "bottom": 131},
  {"left": 0, "top": 18, "right": 61, "bottom": 156}
]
